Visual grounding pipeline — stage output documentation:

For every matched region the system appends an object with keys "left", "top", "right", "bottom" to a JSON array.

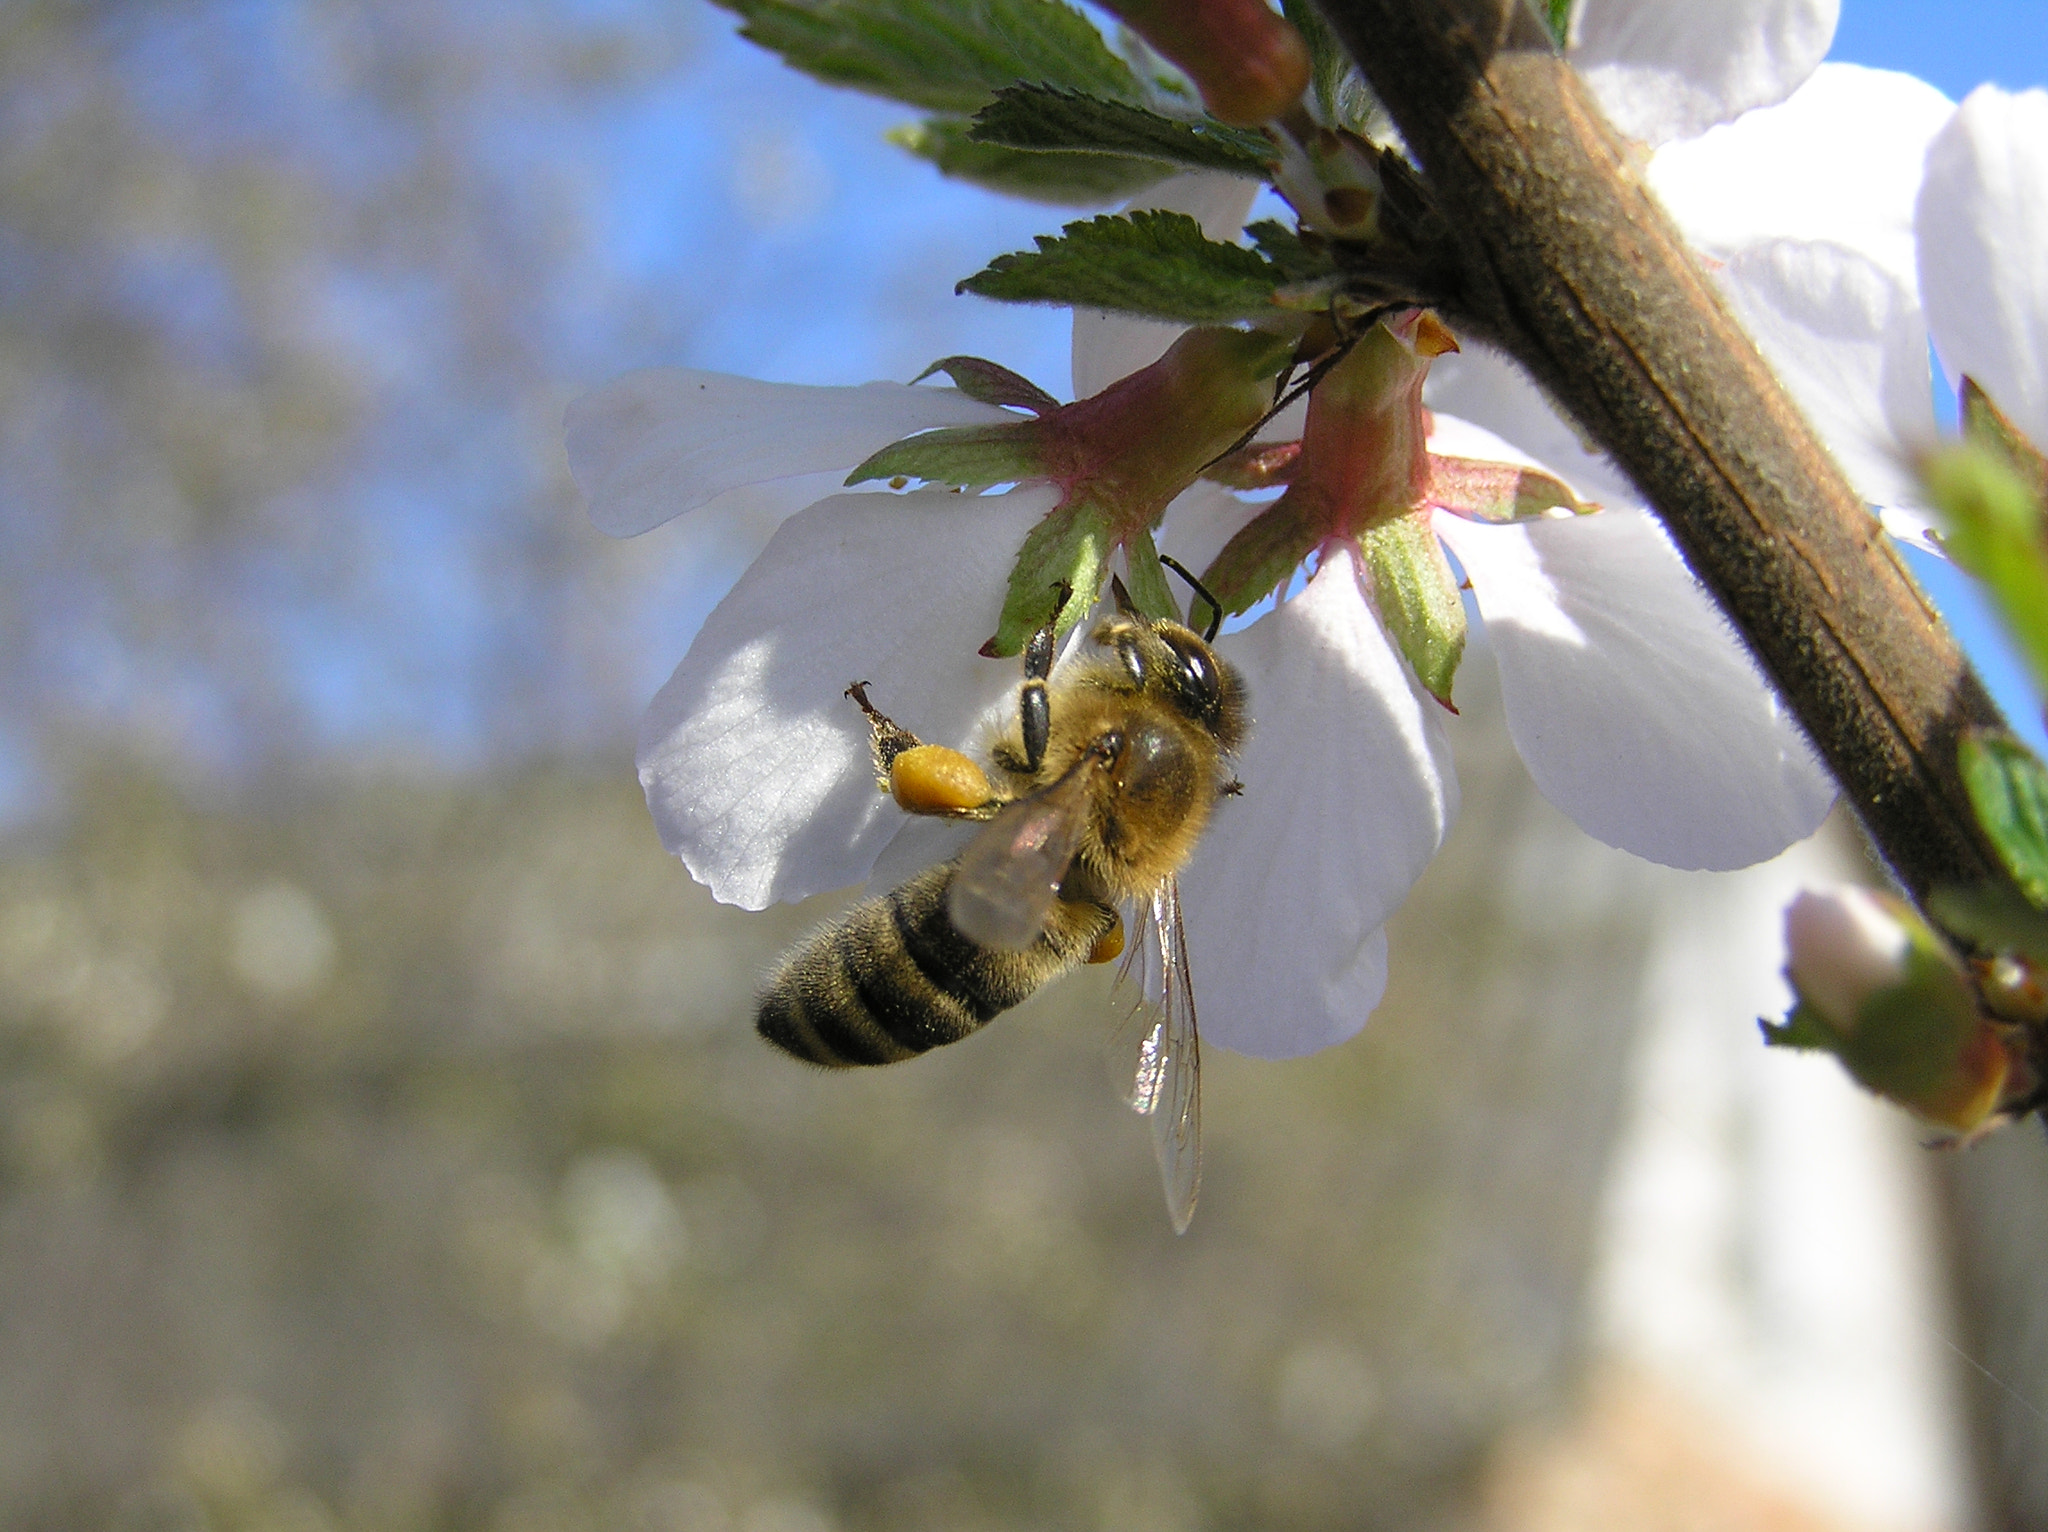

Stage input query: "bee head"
[{"left": 1095, "top": 607, "right": 1247, "bottom": 751}]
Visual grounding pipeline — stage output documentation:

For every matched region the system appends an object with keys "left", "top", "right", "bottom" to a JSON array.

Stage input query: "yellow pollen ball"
[
  {"left": 889, "top": 746, "right": 993, "bottom": 815},
  {"left": 1086, "top": 912, "right": 1125, "bottom": 966}
]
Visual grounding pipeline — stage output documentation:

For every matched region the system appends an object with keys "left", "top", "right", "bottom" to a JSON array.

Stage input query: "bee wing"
[
  {"left": 946, "top": 752, "right": 1105, "bottom": 951},
  {"left": 1113, "top": 878, "right": 1203, "bottom": 1234}
]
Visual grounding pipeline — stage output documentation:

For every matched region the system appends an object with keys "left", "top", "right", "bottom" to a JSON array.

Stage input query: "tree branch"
[{"left": 1314, "top": 0, "right": 2010, "bottom": 903}]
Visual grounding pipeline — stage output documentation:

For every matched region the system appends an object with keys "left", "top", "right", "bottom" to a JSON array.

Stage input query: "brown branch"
[{"left": 1314, "top": 0, "right": 2010, "bottom": 903}]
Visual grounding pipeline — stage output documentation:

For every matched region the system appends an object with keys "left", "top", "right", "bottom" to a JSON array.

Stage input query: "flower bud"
[
  {"left": 1783, "top": 886, "right": 1913, "bottom": 1035},
  {"left": 1772, "top": 885, "right": 2024, "bottom": 1136},
  {"left": 1097, "top": 0, "right": 1311, "bottom": 125}
]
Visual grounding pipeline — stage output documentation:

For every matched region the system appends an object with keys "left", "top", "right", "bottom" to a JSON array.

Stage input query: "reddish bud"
[{"left": 1100, "top": 0, "right": 1311, "bottom": 125}]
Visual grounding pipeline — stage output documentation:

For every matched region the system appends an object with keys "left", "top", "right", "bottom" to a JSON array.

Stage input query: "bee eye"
[{"left": 1163, "top": 634, "right": 1220, "bottom": 717}]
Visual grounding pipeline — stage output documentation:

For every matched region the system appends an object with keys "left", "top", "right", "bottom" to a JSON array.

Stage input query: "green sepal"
[
  {"left": 985, "top": 503, "right": 1115, "bottom": 656},
  {"left": 1959, "top": 730, "right": 2048, "bottom": 909},
  {"left": 1200, "top": 502, "right": 1319, "bottom": 617},
  {"left": 1767, "top": 951, "right": 1988, "bottom": 1112},
  {"left": 1927, "top": 883, "right": 2048, "bottom": 969},
  {"left": 846, "top": 422, "right": 1044, "bottom": 488},
  {"left": 957, "top": 210, "right": 1294, "bottom": 322},
  {"left": 713, "top": 0, "right": 1144, "bottom": 115},
  {"left": 1428, "top": 458, "right": 1592, "bottom": 523},
  {"left": 1202, "top": 439, "right": 1300, "bottom": 491},
  {"left": 1539, "top": 0, "right": 1573, "bottom": 50},
  {"left": 1358, "top": 512, "right": 1466, "bottom": 707},
  {"left": 969, "top": 86, "right": 1275, "bottom": 176},
  {"left": 1760, "top": 1000, "right": 1837, "bottom": 1053},
  {"left": 891, "top": 120, "right": 1168, "bottom": 203},
  {"left": 1962, "top": 376, "right": 2048, "bottom": 501},
  {"left": 1120, "top": 526, "right": 1180, "bottom": 623},
  {"left": 913, "top": 356, "right": 1059, "bottom": 415},
  {"left": 1836, "top": 951, "right": 1991, "bottom": 1112},
  {"left": 1924, "top": 423, "right": 2048, "bottom": 699}
]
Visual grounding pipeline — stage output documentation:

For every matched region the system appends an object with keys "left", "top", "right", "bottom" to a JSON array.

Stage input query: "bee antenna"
[
  {"left": 1158, "top": 554, "right": 1223, "bottom": 643},
  {"left": 1109, "top": 573, "right": 1137, "bottom": 616}
]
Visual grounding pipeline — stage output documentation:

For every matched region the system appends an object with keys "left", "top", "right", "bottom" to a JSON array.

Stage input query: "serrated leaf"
[
  {"left": 959, "top": 210, "right": 1289, "bottom": 322},
  {"left": 893, "top": 119, "right": 1168, "bottom": 204},
  {"left": 970, "top": 86, "right": 1274, "bottom": 176},
  {"left": 1959, "top": 731, "right": 2048, "bottom": 908},
  {"left": 713, "top": 0, "right": 1144, "bottom": 115},
  {"left": 1244, "top": 219, "right": 1337, "bottom": 285},
  {"left": 1358, "top": 511, "right": 1465, "bottom": 707},
  {"left": 914, "top": 356, "right": 1060, "bottom": 415},
  {"left": 847, "top": 422, "right": 1045, "bottom": 488}
]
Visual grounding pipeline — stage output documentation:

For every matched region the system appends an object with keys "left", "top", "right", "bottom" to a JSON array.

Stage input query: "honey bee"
[{"left": 755, "top": 569, "right": 1247, "bottom": 1231}]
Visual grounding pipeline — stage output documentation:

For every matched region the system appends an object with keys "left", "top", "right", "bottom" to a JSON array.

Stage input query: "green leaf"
[
  {"left": 1244, "top": 219, "right": 1337, "bottom": 284},
  {"left": 1927, "top": 883, "right": 2048, "bottom": 968},
  {"left": 958, "top": 210, "right": 1291, "bottom": 322},
  {"left": 891, "top": 119, "right": 1168, "bottom": 204},
  {"left": 713, "top": 0, "right": 1144, "bottom": 115},
  {"left": 1959, "top": 731, "right": 2048, "bottom": 908},
  {"left": 846, "top": 422, "right": 1045, "bottom": 488},
  {"left": 913, "top": 356, "right": 1059, "bottom": 415},
  {"left": 969, "top": 86, "right": 1274, "bottom": 176},
  {"left": 1357, "top": 512, "right": 1466, "bottom": 707}
]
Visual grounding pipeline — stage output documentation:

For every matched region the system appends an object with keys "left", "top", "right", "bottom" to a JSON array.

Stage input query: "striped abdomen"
[{"left": 757, "top": 863, "right": 1113, "bottom": 1067}]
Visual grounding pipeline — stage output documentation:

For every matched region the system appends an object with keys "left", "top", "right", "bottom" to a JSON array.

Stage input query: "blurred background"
[{"left": 2, "top": 2, "right": 2046, "bottom": 1529}]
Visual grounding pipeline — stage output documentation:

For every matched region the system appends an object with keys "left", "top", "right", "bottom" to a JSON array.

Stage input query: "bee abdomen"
[{"left": 755, "top": 864, "right": 1105, "bottom": 1068}]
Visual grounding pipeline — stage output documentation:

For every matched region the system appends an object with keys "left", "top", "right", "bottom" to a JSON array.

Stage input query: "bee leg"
[
  {"left": 847, "top": 682, "right": 1000, "bottom": 819},
  {"left": 847, "top": 681, "right": 925, "bottom": 786},
  {"left": 1018, "top": 579, "right": 1072, "bottom": 775},
  {"left": 1085, "top": 906, "right": 1125, "bottom": 965}
]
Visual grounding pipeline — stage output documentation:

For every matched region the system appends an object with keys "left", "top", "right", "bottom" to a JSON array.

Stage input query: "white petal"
[
  {"left": 637, "top": 485, "right": 1059, "bottom": 908},
  {"left": 1070, "top": 174, "right": 1260, "bottom": 400},
  {"left": 1718, "top": 239, "right": 1934, "bottom": 511},
  {"left": 1918, "top": 86, "right": 2048, "bottom": 447},
  {"left": 1180, "top": 546, "right": 1456, "bottom": 1059},
  {"left": 1435, "top": 507, "right": 1835, "bottom": 869},
  {"left": 1648, "top": 64, "right": 1952, "bottom": 288},
  {"left": 1572, "top": 0, "right": 1836, "bottom": 146},
  {"left": 1424, "top": 345, "right": 1641, "bottom": 510},
  {"left": 566, "top": 369, "right": 1014, "bottom": 537}
]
